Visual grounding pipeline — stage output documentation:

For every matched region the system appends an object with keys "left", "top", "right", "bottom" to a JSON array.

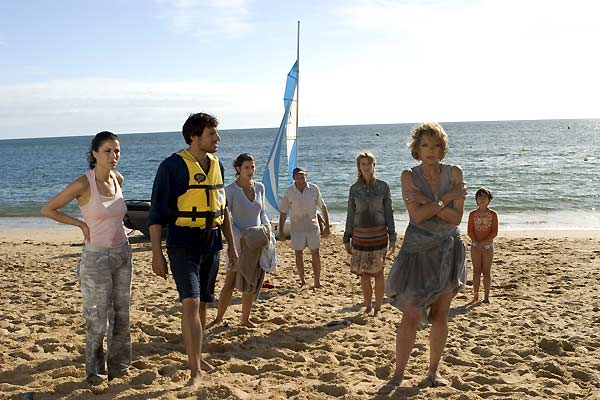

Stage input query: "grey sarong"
[{"left": 385, "top": 223, "right": 466, "bottom": 323}]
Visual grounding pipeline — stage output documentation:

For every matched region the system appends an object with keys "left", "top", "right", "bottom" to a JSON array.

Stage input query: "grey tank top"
[{"left": 409, "top": 164, "right": 458, "bottom": 235}]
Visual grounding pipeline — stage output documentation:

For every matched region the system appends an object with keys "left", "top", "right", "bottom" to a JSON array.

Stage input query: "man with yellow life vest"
[{"left": 149, "top": 112, "right": 237, "bottom": 388}]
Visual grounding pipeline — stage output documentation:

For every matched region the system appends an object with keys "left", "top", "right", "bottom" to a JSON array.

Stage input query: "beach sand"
[{"left": 1, "top": 229, "right": 599, "bottom": 399}]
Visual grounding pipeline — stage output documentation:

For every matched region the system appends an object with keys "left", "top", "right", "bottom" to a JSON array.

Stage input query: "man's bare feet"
[
  {"left": 385, "top": 372, "right": 403, "bottom": 387},
  {"left": 298, "top": 281, "right": 306, "bottom": 289},
  {"left": 201, "top": 359, "right": 216, "bottom": 373},
  {"left": 373, "top": 306, "right": 381, "bottom": 316},
  {"left": 470, "top": 293, "right": 479, "bottom": 303},
  {"left": 186, "top": 373, "right": 202, "bottom": 388},
  {"left": 241, "top": 319, "right": 258, "bottom": 328},
  {"left": 313, "top": 282, "right": 322, "bottom": 289},
  {"left": 483, "top": 297, "right": 490, "bottom": 304},
  {"left": 206, "top": 317, "right": 223, "bottom": 330},
  {"left": 422, "top": 371, "right": 450, "bottom": 387},
  {"left": 364, "top": 305, "right": 372, "bottom": 314}
]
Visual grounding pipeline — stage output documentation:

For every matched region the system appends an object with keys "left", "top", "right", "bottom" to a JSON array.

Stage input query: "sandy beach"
[{"left": 1, "top": 228, "right": 599, "bottom": 399}]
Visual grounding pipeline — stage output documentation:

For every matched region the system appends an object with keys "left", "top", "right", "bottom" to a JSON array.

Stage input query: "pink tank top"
[{"left": 80, "top": 170, "right": 128, "bottom": 247}]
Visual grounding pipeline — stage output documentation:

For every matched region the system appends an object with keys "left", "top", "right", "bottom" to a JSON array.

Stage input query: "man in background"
[{"left": 278, "top": 167, "right": 330, "bottom": 288}]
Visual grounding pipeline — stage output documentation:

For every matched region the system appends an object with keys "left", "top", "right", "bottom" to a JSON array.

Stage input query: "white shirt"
[{"left": 279, "top": 182, "right": 326, "bottom": 233}]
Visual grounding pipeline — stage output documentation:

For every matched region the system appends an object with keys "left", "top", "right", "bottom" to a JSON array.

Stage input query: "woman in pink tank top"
[{"left": 42, "top": 131, "right": 132, "bottom": 385}]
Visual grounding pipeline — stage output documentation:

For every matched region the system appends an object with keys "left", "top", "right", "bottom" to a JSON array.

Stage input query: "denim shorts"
[{"left": 167, "top": 248, "right": 220, "bottom": 302}]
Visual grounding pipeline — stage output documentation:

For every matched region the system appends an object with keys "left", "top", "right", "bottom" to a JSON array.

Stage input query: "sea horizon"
[{"left": 1, "top": 117, "right": 598, "bottom": 142}]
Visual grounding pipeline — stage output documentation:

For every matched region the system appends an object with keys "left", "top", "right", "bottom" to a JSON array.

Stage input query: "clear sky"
[{"left": 1, "top": 0, "right": 599, "bottom": 139}]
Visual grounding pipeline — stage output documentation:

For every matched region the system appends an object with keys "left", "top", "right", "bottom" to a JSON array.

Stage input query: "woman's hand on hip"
[{"left": 79, "top": 221, "right": 90, "bottom": 243}]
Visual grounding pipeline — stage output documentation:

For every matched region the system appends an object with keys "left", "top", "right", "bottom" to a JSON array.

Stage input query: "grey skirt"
[{"left": 385, "top": 223, "right": 466, "bottom": 321}]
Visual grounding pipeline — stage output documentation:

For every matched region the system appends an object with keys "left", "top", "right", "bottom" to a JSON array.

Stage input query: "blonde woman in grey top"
[
  {"left": 343, "top": 152, "right": 396, "bottom": 315},
  {"left": 385, "top": 122, "right": 467, "bottom": 388}
]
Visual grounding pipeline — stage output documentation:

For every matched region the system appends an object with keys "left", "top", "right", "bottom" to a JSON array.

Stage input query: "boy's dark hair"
[
  {"left": 475, "top": 187, "right": 493, "bottom": 200},
  {"left": 182, "top": 113, "right": 219, "bottom": 144},
  {"left": 88, "top": 131, "right": 119, "bottom": 169}
]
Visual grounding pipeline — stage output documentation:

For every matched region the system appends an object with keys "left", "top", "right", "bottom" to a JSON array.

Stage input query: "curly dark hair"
[{"left": 182, "top": 113, "right": 219, "bottom": 144}]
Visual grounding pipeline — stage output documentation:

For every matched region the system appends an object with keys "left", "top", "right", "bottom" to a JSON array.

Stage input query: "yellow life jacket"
[{"left": 174, "top": 150, "right": 225, "bottom": 229}]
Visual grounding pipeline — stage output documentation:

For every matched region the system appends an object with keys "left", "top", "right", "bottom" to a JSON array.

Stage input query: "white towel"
[{"left": 260, "top": 232, "right": 277, "bottom": 272}]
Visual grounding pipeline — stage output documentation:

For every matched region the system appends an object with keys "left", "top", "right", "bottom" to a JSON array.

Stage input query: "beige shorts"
[{"left": 291, "top": 228, "right": 320, "bottom": 251}]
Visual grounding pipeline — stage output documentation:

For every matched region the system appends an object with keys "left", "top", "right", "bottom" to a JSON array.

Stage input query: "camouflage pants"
[{"left": 78, "top": 243, "right": 132, "bottom": 380}]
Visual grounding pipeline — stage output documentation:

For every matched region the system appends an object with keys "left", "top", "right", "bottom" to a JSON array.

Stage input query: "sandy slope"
[{"left": 1, "top": 230, "right": 599, "bottom": 399}]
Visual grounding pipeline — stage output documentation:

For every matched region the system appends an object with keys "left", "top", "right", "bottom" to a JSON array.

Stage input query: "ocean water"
[{"left": 1, "top": 119, "right": 599, "bottom": 231}]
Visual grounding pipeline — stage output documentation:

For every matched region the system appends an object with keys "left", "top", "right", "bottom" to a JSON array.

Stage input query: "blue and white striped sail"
[{"left": 262, "top": 61, "right": 299, "bottom": 212}]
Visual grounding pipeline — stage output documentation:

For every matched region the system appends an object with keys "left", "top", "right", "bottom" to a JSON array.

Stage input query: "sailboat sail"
[{"left": 262, "top": 60, "right": 299, "bottom": 212}]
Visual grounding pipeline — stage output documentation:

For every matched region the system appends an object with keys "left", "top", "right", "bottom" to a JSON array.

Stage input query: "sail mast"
[
  {"left": 261, "top": 23, "right": 300, "bottom": 212},
  {"left": 295, "top": 20, "right": 300, "bottom": 165}
]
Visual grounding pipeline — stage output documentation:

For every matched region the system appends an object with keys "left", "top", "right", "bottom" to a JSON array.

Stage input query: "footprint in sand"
[
  {"left": 158, "top": 363, "right": 181, "bottom": 377},
  {"left": 315, "top": 383, "right": 348, "bottom": 397},
  {"left": 9, "top": 350, "right": 34, "bottom": 361},
  {"left": 444, "top": 354, "right": 479, "bottom": 367},
  {"left": 269, "top": 316, "right": 287, "bottom": 325},
  {"left": 258, "top": 363, "right": 283, "bottom": 373},
  {"left": 49, "top": 365, "right": 79, "bottom": 379},
  {"left": 538, "top": 337, "right": 565, "bottom": 355},
  {"left": 570, "top": 368, "right": 596, "bottom": 383},
  {"left": 130, "top": 371, "right": 158, "bottom": 386},
  {"left": 314, "top": 354, "right": 339, "bottom": 365},
  {"left": 229, "top": 363, "right": 259, "bottom": 375},
  {"left": 318, "top": 372, "right": 338, "bottom": 382},
  {"left": 35, "top": 338, "right": 64, "bottom": 353}
]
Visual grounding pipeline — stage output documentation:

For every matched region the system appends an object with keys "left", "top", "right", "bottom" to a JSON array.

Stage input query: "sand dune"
[{"left": 1, "top": 229, "right": 599, "bottom": 399}]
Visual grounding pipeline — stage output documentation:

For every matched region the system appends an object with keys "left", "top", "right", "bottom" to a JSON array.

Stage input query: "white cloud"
[
  {"left": 0, "top": 77, "right": 281, "bottom": 139},
  {"left": 318, "top": 0, "right": 600, "bottom": 124},
  {"left": 155, "top": 0, "right": 254, "bottom": 39}
]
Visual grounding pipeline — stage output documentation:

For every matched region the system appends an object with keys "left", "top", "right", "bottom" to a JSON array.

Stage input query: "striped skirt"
[{"left": 350, "top": 226, "right": 388, "bottom": 275}]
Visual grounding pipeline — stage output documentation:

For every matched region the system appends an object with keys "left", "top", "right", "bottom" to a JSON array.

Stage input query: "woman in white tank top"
[{"left": 42, "top": 131, "right": 132, "bottom": 385}]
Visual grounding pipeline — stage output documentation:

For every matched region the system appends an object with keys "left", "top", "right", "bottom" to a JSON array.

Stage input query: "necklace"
[{"left": 421, "top": 165, "right": 441, "bottom": 182}]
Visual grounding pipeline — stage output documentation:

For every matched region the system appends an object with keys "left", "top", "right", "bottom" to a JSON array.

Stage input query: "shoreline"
[
  {"left": 2, "top": 228, "right": 600, "bottom": 244},
  {"left": 3, "top": 208, "right": 600, "bottom": 232}
]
